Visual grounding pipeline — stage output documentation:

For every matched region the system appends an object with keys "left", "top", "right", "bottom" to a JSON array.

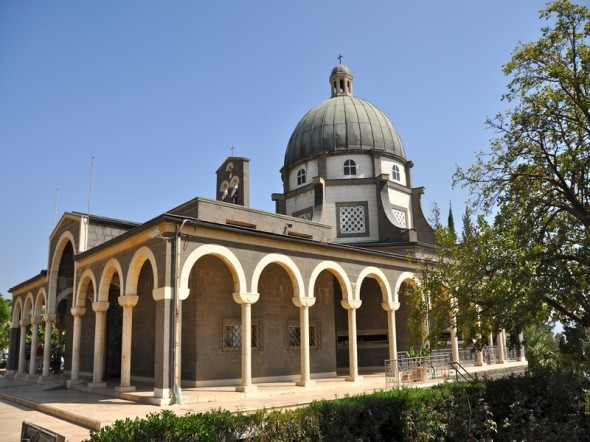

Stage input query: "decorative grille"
[
  {"left": 297, "top": 211, "right": 312, "bottom": 221},
  {"left": 392, "top": 209, "right": 406, "bottom": 227},
  {"left": 223, "top": 320, "right": 260, "bottom": 351},
  {"left": 288, "top": 322, "right": 318, "bottom": 349},
  {"left": 339, "top": 206, "right": 366, "bottom": 234}
]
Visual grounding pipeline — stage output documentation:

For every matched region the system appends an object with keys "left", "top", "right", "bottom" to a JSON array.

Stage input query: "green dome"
[{"left": 284, "top": 95, "right": 406, "bottom": 168}]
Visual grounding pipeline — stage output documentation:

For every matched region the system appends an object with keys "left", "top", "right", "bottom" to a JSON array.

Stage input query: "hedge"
[{"left": 85, "top": 369, "right": 590, "bottom": 441}]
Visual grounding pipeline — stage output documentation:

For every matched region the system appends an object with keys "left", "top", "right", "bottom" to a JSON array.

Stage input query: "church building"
[{"left": 8, "top": 63, "right": 456, "bottom": 404}]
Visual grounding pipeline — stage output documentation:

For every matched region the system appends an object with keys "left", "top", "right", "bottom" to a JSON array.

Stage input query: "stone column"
[
  {"left": 292, "top": 296, "right": 316, "bottom": 387},
  {"left": 496, "top": 331, "right": 506, "bottom": 364},
  {"left": 17, "top": 319, "right": 30, "bottom": 376},
  {"left": 153, "top": 287, "right": 172, "bottom": 403},
  {"left": 41, "top": 314, "right": 56, "bottom": 378},
  {"left": 89, "top": 301, "right": 109, "bottom": 388},
  {"left": 341, "top": 299, "right": 362, "bottom": 382},
  {"left": 116, "top": 295, "right": 139, "bottom": 392},
  {"left": 450, "top": 314, "right": 460, "bottom": 363},
  {"left": 232, "top": 292, "right": 260, "bottom": 393},
  {"left": 67, "top": 307, "right": 86, "bottom": 386},
  {"left": 487, "top": 333, "right": 495, "bottom": 364},
  {"left": 27, "top": 316, "right": 41, "bottom": 378},
  {"left": 382, "top": 301, "right": 400, "bottom": 361}
]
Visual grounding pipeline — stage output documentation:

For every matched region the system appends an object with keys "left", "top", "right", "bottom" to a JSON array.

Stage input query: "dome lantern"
[{"left": 330, "top": 63, "right": 353, "bottom": 97}]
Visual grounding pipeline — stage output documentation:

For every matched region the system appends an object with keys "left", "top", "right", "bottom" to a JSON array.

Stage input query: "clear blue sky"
[{"left": 0, "top": 1, "right": 550, "bottom": 297}]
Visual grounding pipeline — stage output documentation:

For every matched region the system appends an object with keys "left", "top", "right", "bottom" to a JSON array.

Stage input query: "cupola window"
[
  {"left": 392, "top": 165, "right": 401, "bottom": 182},
  {"left": 297, "top": 168, "right": 306, "bottom": 185},
  {"left": 344, "top": 159, "right": 357, "bottom": 176}
]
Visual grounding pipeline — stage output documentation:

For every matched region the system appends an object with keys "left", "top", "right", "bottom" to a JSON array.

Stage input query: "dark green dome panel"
[{"left": 284, "top": 96, "right": 405, "bottom": 168}]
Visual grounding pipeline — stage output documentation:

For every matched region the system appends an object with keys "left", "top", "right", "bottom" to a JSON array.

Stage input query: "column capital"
[
  {"left": 31, "top": 316, "right": 42, "bottom": 325},
  {"left": 118, "top": 295, "right": 139, "bottom": 308},
  {"left": 92, "top": 301, "right": 110, "bottom": 313},
  {"left": 232, "top": 292, "right": 260, "bottom": 305},
  {"left": 292, "top": 296, "right": 316, "bottom": 308},
  {"left": 71, "top": 306, "right": 87, "bottom": 317},
  {"left": 153, "top": 286, "right": 172, "bottom": 301},
  {"left": 381, "top": 301, "right": 400, "bottom": 312},
  {"left": 19, "top": 319, "right": 30, "bottom": 327},
  {"left": 44, "top": 313, "right": 56, "bottom": 322},
  {"left": 341, "top": 299, "right": 362, "bottom": 310}
]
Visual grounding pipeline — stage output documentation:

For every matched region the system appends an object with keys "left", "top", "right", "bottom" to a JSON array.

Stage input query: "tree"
[
  {"left": 0, "top": 295, "right": 11, "bottom": 358},
  {"left": 429, "top": 201, "right": 443, "bottom": 230},
  {"left": 416, "top": 1, "right": 590, "bottom": 350},
  {"left": 447, "top": 202, "right": 456, "bottom": 235}
]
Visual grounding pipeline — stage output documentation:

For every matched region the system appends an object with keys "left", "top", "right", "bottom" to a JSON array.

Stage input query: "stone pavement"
[{"left": 0, "top": 361, "right": 526, "bottom": 442}]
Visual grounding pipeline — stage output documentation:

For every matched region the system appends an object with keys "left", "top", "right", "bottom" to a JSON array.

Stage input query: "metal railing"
[{"left": 385, "top": 354, "right": 452, "bottom": 388}]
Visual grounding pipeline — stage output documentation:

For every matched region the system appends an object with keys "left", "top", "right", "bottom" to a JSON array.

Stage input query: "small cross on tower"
[
  {"left": 230, "top": 145, "right": 235, "bottom": 156},
  {"left": 337, "top": 54, "right": 343, "bottom": 64}
]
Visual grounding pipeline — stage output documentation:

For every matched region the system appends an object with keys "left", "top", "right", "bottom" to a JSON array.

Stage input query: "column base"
[
  {"left": 115, "top": 385, "right": 136, "bottom": 393},
  {"left": 15, "top": 373, "right": 28, "bottom": 379},
  {"left": 67, "top": 379, "right": 86, "bottom": 388},
  {"left": 154, "top": 387, "right": 171, "bottom": 399},
  {"left": 296, "top": 379, "right": 315, "bottom": 387},
  {"left": 236, "top": 384, "right": 257, "bottom": 393},
  {"left": 26, "top": 374, "right": 39, "bottom": 381},
  {"left": 345, "top": 375, "right": 363, "bottom": 382},
  {"left": 88, "top": 382, "right": 107, "bottom": 388}
]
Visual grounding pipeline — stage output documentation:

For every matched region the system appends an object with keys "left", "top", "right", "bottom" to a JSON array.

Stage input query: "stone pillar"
[
  {"left": 382, "top": 301, "right": 400, "bottom": 361},
  {"left": 17, "top": 319, "right": 30, "bottom": 376},
  {"left": 487, "top": 333, "right": 495, "bottom": 364},
  {"left": 341, "top": 299, "right": 362, "bottom": 382},
  {"left": 153, "top": 287, "right": 172, "bottom": 402},
  {"left": 233, "top": 292, "right": 260, "bottom": 393},
  {"left": 496, "top": 331, "right": 506, "bottom": 364},
  {"left": 89, "top": 301, "right": 109, "bottom": 388},
  {"left": 292, "top": 296, "right": 316, "bottom": 387},
  {"left": 41, "top": 314, "right": 56, "bottom": 378},
  {"left": 27, "top": 316, "right": 41, "bottom": 378},
  {"left": 67, "top": 307, "right": 86, "bottom": 386},
  {"left": 116, "top": 295, "right": 139, "bottom": 392},
  {"left": 450, "top": 313, "right": 460, "bottom": 362}
]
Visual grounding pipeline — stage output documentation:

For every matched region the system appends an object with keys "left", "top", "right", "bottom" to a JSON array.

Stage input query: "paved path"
[{"left": 0, "top": 361, "right": 526, "bottom": 442}]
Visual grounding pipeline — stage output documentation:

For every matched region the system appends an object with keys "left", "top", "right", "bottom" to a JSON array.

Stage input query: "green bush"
[{"left": 85, "top": 368, "right": 590, "bottom": 442}]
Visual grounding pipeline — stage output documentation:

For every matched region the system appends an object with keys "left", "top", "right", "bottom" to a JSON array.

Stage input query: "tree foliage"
[
  {"left": 416, "top": 0, "right": 590, "bottom": 350},
  {"left": 0, "top": 294, "right": 11, "bottom": 355}
]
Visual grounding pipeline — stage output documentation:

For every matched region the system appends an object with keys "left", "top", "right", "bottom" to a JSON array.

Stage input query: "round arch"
[
  {"left": 23, "top": 292, "right": 34, "bottom": 319},
  {"left": 76, "top": 269, "right": 97, "bottom": 307},
  {"left": 308, "top": 261, "right": 352, "bottom": 300},
  {"left": 179, "top": 244, "right": 247, "bottom": 300},
  {"left": 355, "top": 267, "right": 393, "bottom": 303},
  {"left": 12, "top": 297, "right": 23, "bottom": 327},
  {"left": 47, "top": 231, "right": 76, "bottom": 314},
  {"left": 98, "top": 258, "right": 125, "bottom": 302},
  {"left": 34, "top": 288, "right": 47, "bottom": 317},
  {"left": 251, "top": 253, "right": 305, "bottom": 299},
  {"left": 125, "top": 246, "right": 158, "bottom": 296},
  {"left": 393, "top": 272, "right": 420, "bottom": 303}
]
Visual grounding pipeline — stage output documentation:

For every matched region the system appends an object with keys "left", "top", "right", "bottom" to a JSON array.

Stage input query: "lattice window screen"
[
  {"left": 339, "top": 206, "right": 366, "bottom": 234},
  {"left": 392, "top": 209, "right": 407, "bottom": 227}
]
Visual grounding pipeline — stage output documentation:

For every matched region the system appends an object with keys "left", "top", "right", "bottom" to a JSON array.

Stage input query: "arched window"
[
  {"left": 297, "top": 169, "right": 306, "bottom": 185},
  {"left": 344, "top": 159, "right": 356, "bottom": 176},
  {"left": 392, "top": 164, "right": 401, "bottom": 182}
]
